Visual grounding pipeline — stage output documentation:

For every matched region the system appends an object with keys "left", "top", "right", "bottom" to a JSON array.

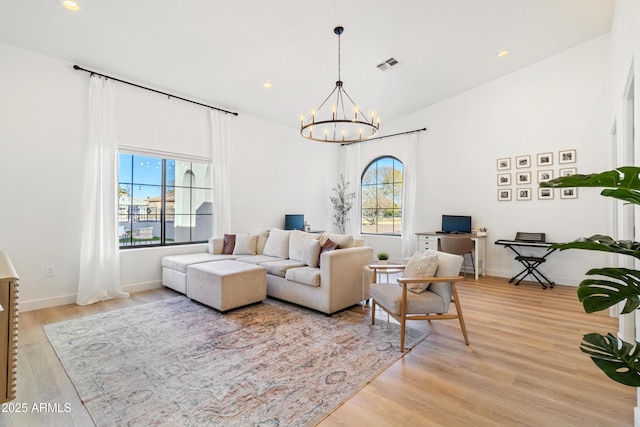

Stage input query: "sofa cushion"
[
  {"left": 263, "top": 228, "right": 291, "bottom": 259},
  {"left": 223, "top": 234, "right": 236, "bottom": 254},
  {"left": 285, "top": 267, "right": 321, "bottom": 287},
  {"left": 248, "top": 228, "right": 270, "bottom": 255},
  {"left": 301, "top": 238, "right": 321, "bottom": 268},
  {"left": 289, "top": 230, "right": 320, "bottom": 262},
  {"left": 260, "top": 260, "right": 306, "bottom": 278},
  {"left": 208, "top": 237, "right": 223, "bottom": 255},
  {"left": 319, "top": 233, "right": 354, "bottom": 248},
  {"left": 402, "top": 253, "right": 439, "bottom": 294},
  {"left": 162, "top": 253, "right": 234, "bottom": 273},
  {"left": 235, "top": 255, "right": 283, "bottom": 265},
  {"left": 233, "top": 234, "right": 258, "bottom": 255}
]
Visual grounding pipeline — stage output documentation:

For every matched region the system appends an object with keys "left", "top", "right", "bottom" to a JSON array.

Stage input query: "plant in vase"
[
  {"left": 377, "top": 252, "right": 389, "bottom": 264},
  {"left": 540, "top": 166, "right": 640, "bottom": 386}
]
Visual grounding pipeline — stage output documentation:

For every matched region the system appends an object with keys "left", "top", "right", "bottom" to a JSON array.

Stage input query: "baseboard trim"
[{"left": 19, "top": 281, "right": 163, "bottom": 312}]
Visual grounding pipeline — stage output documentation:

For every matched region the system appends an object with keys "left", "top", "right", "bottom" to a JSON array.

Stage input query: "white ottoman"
[{"left": 186, "top": 260, "right": 267, "bottom": 312}]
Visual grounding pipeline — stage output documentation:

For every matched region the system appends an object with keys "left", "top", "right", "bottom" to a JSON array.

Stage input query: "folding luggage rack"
[{"left": 495, "top": 232, "right": 557, "bottom": 289}]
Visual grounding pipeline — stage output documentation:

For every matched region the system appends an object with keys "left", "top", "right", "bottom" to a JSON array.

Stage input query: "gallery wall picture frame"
[
  {"left": 559, "top": 167, "right": 577, "bottom": 177},
  {"left": 559, "top": 149, "right": 577, "bottom": 164},
  {"left": 498, "top": 189, "right": 512, "bottom": 201},
  {"left": 497, "top": 157, "right": 511, "bottom": 171},
  {"left": 516, "top": 171, "right": 531, "bottom": 185},
  {"left": 537, "top": 169, "right": 553, "bottom": 183},
  {"left": 538, "top": 187, "right": 554, "bottom": 200},
  {"left": 517, "top": 188, "right": 532, "bottom": 201},
  {"left": 537, "top": 152, "right": 553, "bottom": 166},
  {"left": 560, "top": 187, "right": 578, "bottom": 199},
  {"left": 515, "top": 155, "right": 531, "bottom": 169},
  {"left": 497, "top": 173, "right": 511, "bottom": 186}
]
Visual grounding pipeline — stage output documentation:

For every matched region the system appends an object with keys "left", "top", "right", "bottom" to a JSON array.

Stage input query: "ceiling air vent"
[{"left": 376, "top": 57, "right": 400, "bottom": 72}]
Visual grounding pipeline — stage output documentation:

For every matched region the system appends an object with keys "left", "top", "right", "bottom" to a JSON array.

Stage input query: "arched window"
[{"left": 361, "top": 156, "right": 403, "bottom": 235}]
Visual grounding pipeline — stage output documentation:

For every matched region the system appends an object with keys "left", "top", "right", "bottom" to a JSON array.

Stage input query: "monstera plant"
[{"left": 541, "top": 166, "right": 640, "bottom": 386}]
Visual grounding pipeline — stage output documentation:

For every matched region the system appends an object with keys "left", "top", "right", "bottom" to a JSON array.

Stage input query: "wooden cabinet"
[
  {"left": 0, "top": 251, "right": 18, "bottom": 403},
  {"left": 417, "top": 234, "right": 439, "bottom": 252}
]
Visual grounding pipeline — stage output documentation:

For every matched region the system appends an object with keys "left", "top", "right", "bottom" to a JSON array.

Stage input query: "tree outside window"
[{"left": 361, "top": 156, "right": 403, "bottom": 235}]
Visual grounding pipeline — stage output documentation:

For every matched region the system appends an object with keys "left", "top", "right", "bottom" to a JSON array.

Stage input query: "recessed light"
[
  {"left": 60, "top": 0, "right": 80, "bottom": 11},
  {"left": 497, "top": 49, "right": 511, "bottom": 58},
  {"left": 263, "top": 82, "right": 273, "bottom": 89}
]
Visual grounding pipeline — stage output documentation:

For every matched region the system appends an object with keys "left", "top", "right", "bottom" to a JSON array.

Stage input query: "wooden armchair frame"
[{"left": 369, "top": 264, "right": 469, "bottom": 351}]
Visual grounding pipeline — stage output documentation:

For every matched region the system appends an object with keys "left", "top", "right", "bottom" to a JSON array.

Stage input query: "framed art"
[
  {"left": 515, "top": 155, "right": 531, "bottom": 169},
  {"left": 498, "top": 189, "right": 512, "bottom": 201},
  {"left": 537, "top": 152, "right": 553, "bottom": 166},
  {"left": 559, "top": 149, "right": 577, "bottom": 164},
  {"left": 516, "top": 171, "right": 531, "bottom": 185},
  {"left": 538, "top": 187, "right": 554, "bottom": 200},
  {"left": 559, "top": 167, "right": 577, "bottom": 177},
  {"left": 497, "top": 157, "right": 511, "bottom": 171},
  {"left": 517, "top": 188, "right": 532, "bottom": 201},
  {"left": 497, "top": 173, "right": 511, "bottom": 186},
  {"left": 537, "top": 169, "right": 553, "bottom": 183},
  {"left": 560, "top": 187, "right": 578, "bottom": 199}
]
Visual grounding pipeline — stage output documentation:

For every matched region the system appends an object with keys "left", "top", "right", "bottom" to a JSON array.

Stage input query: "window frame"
[
  {"left": 117, "top": 150, "right": 213, "bottom": 249},
  {"left": 360, "top": 155, "right": 403, "bottom": 236}
]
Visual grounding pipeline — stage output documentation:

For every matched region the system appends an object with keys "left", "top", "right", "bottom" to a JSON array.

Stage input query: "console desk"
[{"left": 415, "top": 232, "right": 487, "bottom": 280}]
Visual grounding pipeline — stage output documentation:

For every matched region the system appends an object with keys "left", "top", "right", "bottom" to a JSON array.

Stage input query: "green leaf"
[
  {"left": 577, "top": 267, "right": 640, "bottom": 313},
  {"left": 540, "top": 167, "right": 640, "bottom": 205},
  {"left": 580, "top": 333, "right": 640, "bottom": 387},
  {"left": 551, "top": 234, "right": 640, "bottom": 260}
]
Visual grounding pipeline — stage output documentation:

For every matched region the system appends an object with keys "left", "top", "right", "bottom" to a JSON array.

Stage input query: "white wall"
[
  {"left": 356, "top": 34, "right": 611, "bottom": 285},
  {"left": 0, "top": 42, "right": 337, "bottom": 310}
]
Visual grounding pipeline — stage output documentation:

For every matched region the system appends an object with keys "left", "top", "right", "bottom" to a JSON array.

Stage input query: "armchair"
[{"left": 369, "top": 250, "right": 469, "bottom": 351}]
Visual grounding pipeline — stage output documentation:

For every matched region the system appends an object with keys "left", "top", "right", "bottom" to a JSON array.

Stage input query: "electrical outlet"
[{"left": 45, "top": 265, "right": 55, "bottom": 277}]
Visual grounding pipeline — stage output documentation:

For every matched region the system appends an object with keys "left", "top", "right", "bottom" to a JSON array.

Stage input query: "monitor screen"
[
  {"left": 285, "top": 214, "right": 305, "bottom": 231},
  {"left": 441, "top": 215, "right": 472, "bottom": 233}
]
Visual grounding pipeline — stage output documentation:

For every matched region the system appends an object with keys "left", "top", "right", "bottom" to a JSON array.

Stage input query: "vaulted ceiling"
[{"left": 0, "top": 0, "right": 614, "bottom": 129}]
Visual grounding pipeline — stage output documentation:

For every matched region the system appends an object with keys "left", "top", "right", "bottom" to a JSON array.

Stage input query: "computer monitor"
[
  {"left": 284, "top": 214, "right": 305, "bottom": 231},
  {"left": 441, "top": 215, "right": 472, "bottom": 234}
]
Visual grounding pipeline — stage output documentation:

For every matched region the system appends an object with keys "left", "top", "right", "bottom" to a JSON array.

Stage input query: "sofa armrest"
[{"left": 320, "top": 246, "right": 374, "bottom": 312}]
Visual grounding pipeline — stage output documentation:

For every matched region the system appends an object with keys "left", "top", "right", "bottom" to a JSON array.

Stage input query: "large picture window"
[
  {"left": 118, "top": 152, "right": 213, "bottom": 248},
  {"left": 361, "top": 156, "right": 403, "bottom": 235}
]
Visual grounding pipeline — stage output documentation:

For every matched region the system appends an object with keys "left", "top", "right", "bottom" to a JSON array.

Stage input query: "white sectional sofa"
[{"left": 161, "top": 228, "right": 374, "bottom": 315}]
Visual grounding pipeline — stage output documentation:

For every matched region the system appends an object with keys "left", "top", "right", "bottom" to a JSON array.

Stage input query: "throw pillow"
[
  {"left": 301, "top": 238, "right": 321, "bottom": 268},
  {"left": 318, "top": 238, "right": 339, "bottom": 267},
  {"left": 319, "top": 233, "right": 355, "bottom": 248},
  {"left": 233, "top": 234, "right": 258, "bottom": 255},
  {"left": 223, "top": 234, "right": 236, "bottom": 254},
  {"left": 289, "top": 230, "right": 320, "bottom": 262},
  {"left": 402, "top": 252, "right": 438, "bottom": 294},
  {"left": 248, "top": 228, "right": 270, "bottom": 254},
  {"left": 262, "top": 228, "right": 292, "bottom": 259}
]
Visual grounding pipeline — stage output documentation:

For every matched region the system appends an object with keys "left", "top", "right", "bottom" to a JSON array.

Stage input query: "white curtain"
[
  {"left": 401, "top": 133, "right": 419, "bottom": 260},
  {"left": 345, "top": 143, "right": 361, "bottom": 236},
  {"left": 210, "top": 110, "right": 231, "bottom": 236},
  {"left": 77, "top": 76, "right": 129, "bottom": 305}
]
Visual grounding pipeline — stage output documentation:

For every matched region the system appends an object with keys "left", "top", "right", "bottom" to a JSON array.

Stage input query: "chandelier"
[{"left": 300, "top": 26, "right": 380, "bottom": 143}]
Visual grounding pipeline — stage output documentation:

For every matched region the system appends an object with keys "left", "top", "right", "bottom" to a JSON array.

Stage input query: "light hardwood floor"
[{"left": 2, "top": 276, "right": 636, "bottom": 426}]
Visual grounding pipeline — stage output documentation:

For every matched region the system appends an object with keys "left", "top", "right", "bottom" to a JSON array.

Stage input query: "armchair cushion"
[
  {"left": 371, "top": 283, "right": 446, "bottom": 315},
  {"left": 423, "top": 250, "right": 463, "bottom": 309},
  {"left": 403, "top": 253, "right": 438, "bottom": 294}
]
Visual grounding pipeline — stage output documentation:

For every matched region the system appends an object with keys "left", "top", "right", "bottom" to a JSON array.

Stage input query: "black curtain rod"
[
  {"left": 341, "top": 127, "right": 427, "bottom": 146},
  {"left": 73, "top": 65, "right": 238, "bottom": 116}
]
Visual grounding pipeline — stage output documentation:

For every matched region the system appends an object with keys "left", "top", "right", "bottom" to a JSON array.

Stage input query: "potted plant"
[
  {"left": 377, "top": 252, "right": 389, "bottom": 264},
  {"left": 541, "top": 166, "right": 640, "bottom": 386},
  {"left": 330, "top": 174, "right": 355, "bottom": 234}
]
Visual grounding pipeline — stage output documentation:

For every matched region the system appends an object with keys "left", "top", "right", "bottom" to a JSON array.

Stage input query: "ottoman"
[{"left": 186, "top": 260, "right": 267, "bottom": 312}]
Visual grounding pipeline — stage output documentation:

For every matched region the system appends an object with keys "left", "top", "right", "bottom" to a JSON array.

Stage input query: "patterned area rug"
[{"left": 44, "top": 296, "right": 428, "bottom": 427}]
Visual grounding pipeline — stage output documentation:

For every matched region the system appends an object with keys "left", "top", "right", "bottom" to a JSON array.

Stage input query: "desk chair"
[{"left": 439, "top": 236, "right": 475, "bottom": 280}]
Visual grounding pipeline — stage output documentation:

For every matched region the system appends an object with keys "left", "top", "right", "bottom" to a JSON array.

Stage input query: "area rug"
[{"left": 44, "top": 296, "right": 429, "bottom": 427}]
